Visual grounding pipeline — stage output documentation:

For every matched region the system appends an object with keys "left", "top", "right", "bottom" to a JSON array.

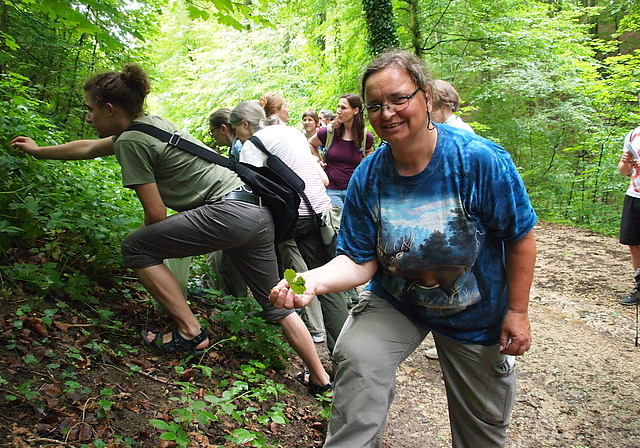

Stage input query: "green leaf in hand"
[{"left": 283, "top": 269, "right": 306, "bottom": 294}]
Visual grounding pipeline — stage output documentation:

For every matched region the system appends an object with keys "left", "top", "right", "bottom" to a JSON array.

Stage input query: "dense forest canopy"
[{"left": 1, "top": 0, "right": 639, "bottom": 320}]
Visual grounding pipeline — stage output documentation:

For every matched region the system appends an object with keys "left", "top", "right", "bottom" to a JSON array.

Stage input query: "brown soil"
[{"left": 2, "top": 221, "right": 639, "bottom": 447}]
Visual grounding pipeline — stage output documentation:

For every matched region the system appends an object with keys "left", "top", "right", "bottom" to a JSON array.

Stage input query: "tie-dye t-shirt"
[{"left": 337, "top": 124, "right": 536, "bottom": 345}]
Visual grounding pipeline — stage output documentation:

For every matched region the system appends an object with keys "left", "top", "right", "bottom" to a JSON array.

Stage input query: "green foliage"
[
  {"left": 0, "top": 73, "right": 140, "bottom": 301},
  {"left": 0, "top": 1, "right": 162, "bottom": 304},
  {"left": 209, "top": 292, "right": 292, "bottom": 370},
  {"left": 148, "top": 0, "right": 371, "bottom": 139},
  {"left": 183, "top": 0, "right": 274, "bottom": 30},
  {"left": 283, "top": 268, "right": 306, "bottom": 294},
  {"left": 29, "top": 0, "right": 146, "bottom": 49},
  {"left": 151, "top": 366, "right": 288, "bottom": 448},
  {"left": 3, "top": 0, "right": 161, "bottom": 137},
  {"left": 391, "top": 0, "right": 640, "bottom": 236}
]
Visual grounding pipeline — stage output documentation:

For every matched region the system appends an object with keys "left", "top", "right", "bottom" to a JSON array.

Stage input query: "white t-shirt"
[
  {"left": 623, "top": 126, "right": 640, "bottom": 198},
  {"left": 240, "top": 125, "right": 332, "bottom": 215},
  {"left": 444, "top": 114, "right": 475, "bottom": 134}
]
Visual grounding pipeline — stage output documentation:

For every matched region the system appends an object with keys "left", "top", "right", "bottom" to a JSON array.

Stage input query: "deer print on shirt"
[{"left": 376, "top": 230, "right": 415, "bottom": 274}]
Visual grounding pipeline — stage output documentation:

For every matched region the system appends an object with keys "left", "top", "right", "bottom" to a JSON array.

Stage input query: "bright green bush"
[{"left": 0, "top": 73, "right": 140, "bottom": 302}]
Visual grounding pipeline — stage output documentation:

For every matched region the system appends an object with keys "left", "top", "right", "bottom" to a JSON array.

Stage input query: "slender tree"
[{"left": 361, "top": 0, "right": 400, "bottom": 54}]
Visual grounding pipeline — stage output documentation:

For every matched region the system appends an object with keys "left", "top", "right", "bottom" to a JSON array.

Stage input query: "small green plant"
[
  {"left": 150, "top": 365, "right": 289, "bottom": 448},
  {"left": 210, "top": 294, "right": 292, "bottom": 370},
  {"left": 283, "top": 269, "right": 306, "bottom": 294},
  {"left": 97, "top": 388, "right": 115, "bottom": 418},
  {"left": 41, "top": 307, "right": 59, "bottom": 326},
  {"left": 150, "top": 419, "right": 190, "bottom": 447},
  {"left": 5, "top": 379, "right": 41, "bottom": 406},
  {"left": 23, "top": 353, "right": 39, "bottom": 364},
  {"left": 315, "top": 391, "right": 333, "bottom": 420},
  {"left": 63, "top": 380, "right": 82, "bottom": 394},
  {"left": 150, "top": 381, "right": 218, "bottom": 448}
]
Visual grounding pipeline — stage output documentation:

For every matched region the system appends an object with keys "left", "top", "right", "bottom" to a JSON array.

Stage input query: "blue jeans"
[{"left": 326, "top": 188, "right": 347, "bottom": 208}]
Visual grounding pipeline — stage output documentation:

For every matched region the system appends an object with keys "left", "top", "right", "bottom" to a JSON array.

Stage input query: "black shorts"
[{"left": 620, "top": 195, "right": 640, "bottom": 246}]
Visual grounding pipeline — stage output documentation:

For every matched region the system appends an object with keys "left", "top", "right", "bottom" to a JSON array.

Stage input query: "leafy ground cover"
[{"left": 0, "top": 255, "right": 330, "bottom": 447}]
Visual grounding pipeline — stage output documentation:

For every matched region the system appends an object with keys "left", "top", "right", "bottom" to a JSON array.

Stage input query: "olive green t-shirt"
[{"left": 114, "top": 115, "right": 244, "bottom": 212}]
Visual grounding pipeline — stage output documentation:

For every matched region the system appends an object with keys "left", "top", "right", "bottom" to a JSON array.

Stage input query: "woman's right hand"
[
  {"left": 11, "top": 136, "right": 40, "bottom": 156},
  {"left": 9, "top": 136, "right": 115, "bottom": 160},
  {"left": 269, "top": 275, "right": 319, "bottom": 309},
  {"left": 623, "top": 151, "right": 640, "bottom": 170}
]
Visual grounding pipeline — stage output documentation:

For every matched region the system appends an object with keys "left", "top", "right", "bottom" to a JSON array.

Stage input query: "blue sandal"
[{"left": 141, "top": 327, "right": 209, "bottom": 357}]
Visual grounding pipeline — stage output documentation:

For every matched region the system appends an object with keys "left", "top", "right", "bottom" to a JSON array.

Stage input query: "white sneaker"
[
  {"left": 425, "top": 347, "right": 439, "bottom": 360},
  {"left": 311, "top": 333, "right": 325, "bottom": 343}
]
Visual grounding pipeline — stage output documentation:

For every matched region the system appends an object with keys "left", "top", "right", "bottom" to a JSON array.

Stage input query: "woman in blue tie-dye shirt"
[{"left": 270, "top": 49, "right": 537, "bottom": 448}]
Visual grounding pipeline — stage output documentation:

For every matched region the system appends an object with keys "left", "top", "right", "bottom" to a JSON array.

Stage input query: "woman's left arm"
[
  {"left": 132, "top": 183, "right": 167, "bottom": 226},
  {"left": 500, "top": 229, "right": 537, "bottom": 356},
  {"left": 309, "top": 133, "right": 323, "bottom": 160}
]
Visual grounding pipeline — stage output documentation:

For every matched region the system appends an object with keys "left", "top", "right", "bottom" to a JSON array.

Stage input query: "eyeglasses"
[{"left": 364, "top": 88, "right": 422, "bottom": 119}]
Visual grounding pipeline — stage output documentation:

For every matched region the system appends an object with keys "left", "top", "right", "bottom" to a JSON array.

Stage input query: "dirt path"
[{"left": 382, "top": 222, "right": 640, "bottom": 447}]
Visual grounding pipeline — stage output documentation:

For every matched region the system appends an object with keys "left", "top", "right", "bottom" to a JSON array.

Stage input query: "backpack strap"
[
  {"left": 248, "top": 135, "right": 315, "bottom": 214},
  {"left": 126, "top": 122, "right": 303, "bottom": 242},
  {"left": 126, "top": 124, "right": 308, "bottom": 203},
  {"left": 324, "top": 124, "right": 334, "bottom": 153},
  {"left": 126, "top": 122, "right": 233, "bottom": 169}
]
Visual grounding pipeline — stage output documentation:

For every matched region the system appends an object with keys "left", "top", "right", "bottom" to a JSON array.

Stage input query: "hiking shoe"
[
  {"left": 425, "top": 347, "right": 439, "bottom": 360},
  {"left": 311, "top": 333, "right": 325, "bottom": 343},
  {"left": 620, "top": 292, "right": 638, "bottom": 306}
]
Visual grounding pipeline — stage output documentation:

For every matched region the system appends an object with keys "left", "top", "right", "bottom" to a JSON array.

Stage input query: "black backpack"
[{"left": 126, "top": 123, "right": 303, "bottom": 243}]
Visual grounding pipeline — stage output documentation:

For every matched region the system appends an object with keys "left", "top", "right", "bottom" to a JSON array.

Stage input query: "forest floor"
[{"left": 1, "top": 221, "right": 640, "bottom": 448}]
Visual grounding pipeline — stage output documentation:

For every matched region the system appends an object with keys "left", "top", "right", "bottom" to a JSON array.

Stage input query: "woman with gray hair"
[
  {"left": 269, "top": 49, "right": 536, "bottom": 448},
  {"left": 431, "top": 79, "right": 474, "bottom": 133},
  {"left": 230, "top": 102, "right": 349, "bottom": 393}
]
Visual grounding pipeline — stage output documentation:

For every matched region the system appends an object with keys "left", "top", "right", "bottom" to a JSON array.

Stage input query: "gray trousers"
[
  {"left": 205, "top": 250, "right": 248, "bottom": 298},
  {"left": 325, "top": 291, "right": 516, "bottom": 448},
  {"left": 279, "top": 239, "right": 325, "bottom": 338},
  {"left": 289, "top": 215, "right": 349, "bottom": 353},
  {"left": 121, "top": 200, "right": 292, "bottom": 323}
]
